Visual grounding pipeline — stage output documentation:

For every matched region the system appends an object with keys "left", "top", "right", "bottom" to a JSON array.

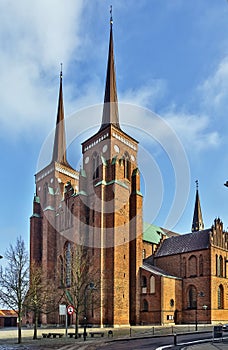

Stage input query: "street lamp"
[
  {"left": 195, "top": 291, "right": 205, "bottom": 331},
  {"left": 224, "top": 181, "right": 228, "bottom": 187},
  {"left": 0, "top": 256, "right": 3, "bottom": 259}
]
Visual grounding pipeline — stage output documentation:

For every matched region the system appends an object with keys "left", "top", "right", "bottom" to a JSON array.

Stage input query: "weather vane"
[{"left": 110, "top": 5, "right": 113, "bottom": 25}]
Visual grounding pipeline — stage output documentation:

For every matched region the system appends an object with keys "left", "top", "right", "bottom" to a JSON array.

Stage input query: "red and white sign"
[{"left": 67, "top": 305, "right": 74, "bottom": 315}]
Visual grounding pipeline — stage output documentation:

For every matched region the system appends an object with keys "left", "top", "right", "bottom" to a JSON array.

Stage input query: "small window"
[
  {"left": 142, "top": 249, "right": 146, "bottom": 259},
  {"left": 218, "top": 285, "right": 224, "bottom": 309},
  {"left": 150, "top": 276, "right": 155, "bottom": 294},
  {"left": 142, "top": 276, "right": 147, "bottom": 294},
  {"left": 142, "top": 299, "right": 148, "bottom": 312},
  {"left": 170, "top": 299, "right": 175, "bottom": 307}
]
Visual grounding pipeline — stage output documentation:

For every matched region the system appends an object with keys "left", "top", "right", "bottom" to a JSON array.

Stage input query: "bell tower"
[
  {"left": 81, "top": 12, "right": 143, "bottom": 326},
  {"left": 30, "top": 69, "right": 79, "bottom": 281}
]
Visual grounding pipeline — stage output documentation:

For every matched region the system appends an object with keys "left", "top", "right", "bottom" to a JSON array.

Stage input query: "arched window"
[
  {"left": 199, "top": 255, "right": 203, "bottom": 276},
  {"left": 142, "top": 276, "right": 147, "bottom": 294},
  {"left": 43, "top": 183, "right": 48, "bottom": 207},
  {"left": 188, "top": 255, "right": 197, "bottom": 277},
  {"left": 219, "top": 256, "right": 223, "bottom": 277},
  {"left": 123, "top": 152, "right": 130, "bottom": 180},
  {"left": 182, "top": 257, "right": 186, "bottom": 278},
  {"left": 218, "top": 285, "right": 224, "bottom": 309},
  {"left": 142, "top": 299, "right": 148, "bottom": 312},
  {"left": 142, "top": 249, "right": 146, "bottom": 260},
  {"left": 65, "top": 242, "right": 71, "bottom": 287},
  {"left": 92, "top": 152, "right": 99, "bottom": 179},
  {"left": 60, "top": 209, "right": 64, "bottom": 231},
  {"left": 150, "top": 276, "right": 155, "bottom": 294},
  {"left": 59, "top": 256, "right": 64, "bottom": 286},
  {"left": 216, "top": 254, "right": 218, "bottom": 276},
  {"left": 188, "top": 285, "right": 197, "bottom": 309},
  {"left": 70, "top": 204, "right": 74, "bottom": 227},
  {"left": 65, "top": 199, "right": 69, "bottom": 229}
]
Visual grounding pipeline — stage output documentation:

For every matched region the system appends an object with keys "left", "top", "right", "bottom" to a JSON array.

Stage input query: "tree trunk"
[
  {"left": 18, "top": 317, "right": 22, "bottom": 344},
  {"left": 33, "top": 312, "right": 38, "bottom": 340},
  {"left": 75, "top": 312, "right": 79, "bottom": 339}
]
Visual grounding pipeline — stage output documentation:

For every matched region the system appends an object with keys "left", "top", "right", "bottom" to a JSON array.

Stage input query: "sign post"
[{"left": 59, "top": 305, "right": 67, "bottom": 337}]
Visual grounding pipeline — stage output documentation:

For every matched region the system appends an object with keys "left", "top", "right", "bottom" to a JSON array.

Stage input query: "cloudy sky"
[{"left": 1, "top": 0, "right": 228, "bottom": 256}]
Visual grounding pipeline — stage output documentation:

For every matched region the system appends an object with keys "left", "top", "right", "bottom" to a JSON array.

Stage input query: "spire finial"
[
  {"left": 195, "top": 179, "right": 199, "bottom": 190},
  {"left": 110, "top": 5, "right": 113, "bottom": 25}
]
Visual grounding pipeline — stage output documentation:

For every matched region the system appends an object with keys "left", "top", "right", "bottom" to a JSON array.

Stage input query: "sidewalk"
[{"left": 182, "top": 340, "right": 228, "bottom": 349}]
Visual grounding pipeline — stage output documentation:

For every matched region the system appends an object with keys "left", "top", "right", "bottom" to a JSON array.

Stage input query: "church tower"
[
  {"left": 30, "top": 69, "right": 79, "bottom": 297},
  {"left": 81, "top": 13, "right": 143, "bottom": 326},
  {"left": 191, "top": 180, "right": 204, "bottom": 232},
  {"left": 30, "top": 12, "right": 143, "bottom": 327}
]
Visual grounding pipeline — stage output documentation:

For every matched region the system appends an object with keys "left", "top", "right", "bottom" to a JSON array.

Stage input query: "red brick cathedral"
[{"left": 30, "top": 18, "right": 228, "bottom": 326}]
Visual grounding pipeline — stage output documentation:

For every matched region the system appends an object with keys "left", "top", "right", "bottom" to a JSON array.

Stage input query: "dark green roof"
[{"left": 143, "top": 223, "right": 166, "bottom": 244}]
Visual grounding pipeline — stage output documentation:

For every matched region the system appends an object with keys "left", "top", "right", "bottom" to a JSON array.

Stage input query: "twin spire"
[
  {"left": 52, "top": 8, "right": 120, "bottom": 165},
  {"left": 52, "top": 65, "right": 70, "bottom": 166},
  {"left": 100, "top": 6, "right": 120, "bottom": 131}
]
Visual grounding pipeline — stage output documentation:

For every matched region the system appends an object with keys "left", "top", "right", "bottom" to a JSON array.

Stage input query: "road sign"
[
  {"left": 59, "top": 304, "right": 66, "bottom": 316},
  {"left": 67, "top": 305, "right": 74, "bottom": 315}
]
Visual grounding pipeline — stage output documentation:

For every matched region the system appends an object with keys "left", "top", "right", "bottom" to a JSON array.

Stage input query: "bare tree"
[
  {"left": 0, "top": 236, "right": 29, "bottom": 344},
  {"left": 24, "top": 262, "right": 62, "bottom": 340},
  {"left": 63, "top": 244, "right": 100, "bottom": 338}
]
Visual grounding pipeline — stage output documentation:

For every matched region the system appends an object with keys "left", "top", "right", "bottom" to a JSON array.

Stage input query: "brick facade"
[{"left": 29, "top": 19, "right": 228, "bottom": 327}]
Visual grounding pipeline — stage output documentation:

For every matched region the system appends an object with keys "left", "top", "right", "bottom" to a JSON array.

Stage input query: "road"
[{"left": 95, "top": 332, "right": 214, "bottom": 350}]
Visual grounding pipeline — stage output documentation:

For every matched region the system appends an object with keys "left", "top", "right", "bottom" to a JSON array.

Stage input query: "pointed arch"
[
  {"left": 188, "top": 255, "right": 197, "bottom": 277},
  {"left": 43, "top": 182, "right": 48, "bottom": 207},
  {"left": 150, "top": 275, "right": 155, "bottom": 294},
  {"left": 199, "top": 254, "right": 203, "bottom": 276},
  {"left": 182, "top": 257, "right": 186, "bottom": 278},
  {"left": 92, "top": 152, "right": 99, "bottom": 179},
  {"left": 59, "top": 255, "right": 64, "bottom": 286},
  {"left": 188, "top": 285, "right": 197, "bottom": 309},
  {"left": 65, "top": 242, "right": 72, "bottom": 287},
  {"left": 123, "top": 152, "right": 130, "bottom": 180},
  {"left": 142, "top": 299, "right": 148, "bottom": 312},
  {"left": 218, "top": 284, "right": 224, "bottom": 309}
]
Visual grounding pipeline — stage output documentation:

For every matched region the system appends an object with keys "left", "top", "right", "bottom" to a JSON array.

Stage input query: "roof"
[
  {"left": 143, "top": 223, "right": 166, "bottom": 244},
  {"left": 141, "top": 262, "right": 181, "bottom": 280},
  {"left": 155, "top": 229, "right": 211, "bottom": 257},
  {"left": 0, "top": 310, "right": 17, "bottom": 317}
]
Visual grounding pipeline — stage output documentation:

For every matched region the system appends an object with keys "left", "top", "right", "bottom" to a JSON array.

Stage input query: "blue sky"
[{"left": 1, "top": 0, "right": 228, "bottom": 256}]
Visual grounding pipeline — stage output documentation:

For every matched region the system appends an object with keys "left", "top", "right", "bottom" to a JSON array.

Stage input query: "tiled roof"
[
  {"left": 141, "top": 262, "right": 181, "bottom": 280},
  {"left": 155, "top": 229, "right": 211, "bottom": 257},
  {"left": 0, "top": 310, "right": 17, "bottom": 317}
]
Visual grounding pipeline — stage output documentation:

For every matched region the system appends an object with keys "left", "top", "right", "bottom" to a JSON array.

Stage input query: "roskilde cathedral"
[{"left": 30, "top": 17, "right": 228, "bottom": 326}]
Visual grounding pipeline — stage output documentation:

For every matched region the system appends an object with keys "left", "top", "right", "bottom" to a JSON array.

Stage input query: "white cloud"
[
  {"left": 164, "top": 111, "right": 220, "bottom": 152},
  {"left": 120, "top": 80, "right": 166, "bottom": 109},
  {"left": 198, "top": 56, "right": 228, "bottom": 118},
  {"left": 0, "top": 0, "right": 84, "bottom": 137}
]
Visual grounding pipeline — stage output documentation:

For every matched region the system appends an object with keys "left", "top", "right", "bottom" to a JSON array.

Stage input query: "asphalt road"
[{"left": 95, "top": 332, "right": 214, "bottom": 350}]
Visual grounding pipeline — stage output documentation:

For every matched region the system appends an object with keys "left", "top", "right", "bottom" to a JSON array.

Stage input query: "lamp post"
[
  {"left": 195, "top": 291, "right": 205, "bottom": 331},
  {"left": 224, "top": 181, "right": 228, "bottom": 187},
  {"left": 0, "top": 256, "right": 3, "bottom": 259}
]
